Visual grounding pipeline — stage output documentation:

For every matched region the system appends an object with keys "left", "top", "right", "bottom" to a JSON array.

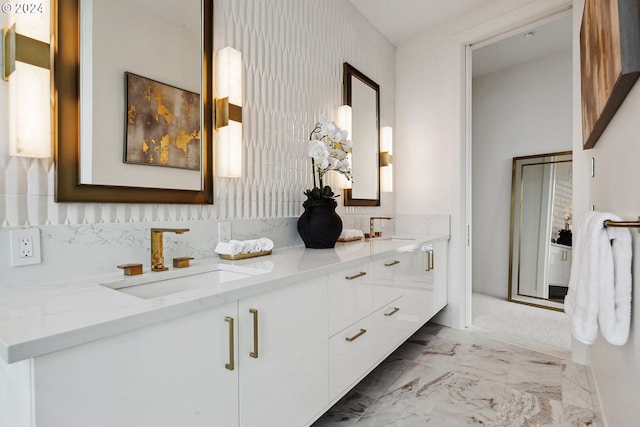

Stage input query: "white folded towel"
[
  {"left": 259, "top": 237, "right": 274, "bottom": 251},
  {"left": 339, "top": 229, "right": 364, "bottom": 239},
  {"left": 565, "top": 212, "right": 632, "bottom": 346},
  {"left": 215, "top": 241, "right": 242, "bottom": 256}
]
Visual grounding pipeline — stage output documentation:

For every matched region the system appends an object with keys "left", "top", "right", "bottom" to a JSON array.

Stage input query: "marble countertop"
[{"left": 0, "top": 233, "right": 448, "bottom": 364}]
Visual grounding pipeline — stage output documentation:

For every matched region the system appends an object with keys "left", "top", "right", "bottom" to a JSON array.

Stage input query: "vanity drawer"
[
  {"left": 373, "top": 297, "right": 425, "bottom": 361},
  {"left": 328, "top": 264, "right": 373, "bottom": 336},
  {"left": 328, "top": 316, "right": 374, "bottom": 399}
]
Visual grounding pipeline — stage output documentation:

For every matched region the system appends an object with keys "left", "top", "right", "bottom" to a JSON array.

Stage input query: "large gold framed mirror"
[
  {"left": 342, "top": 62, "right": 380, "bottom": 206},
  {"left": 508, "top": 151, "right": 572, "bottom": 311},
  {"left": 54, "top": 0, "right": 213, "bottom": 203}
]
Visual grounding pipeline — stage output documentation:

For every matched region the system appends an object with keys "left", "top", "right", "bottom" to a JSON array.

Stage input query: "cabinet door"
[
  {"left": 238, "top": 277, "right": 328, "bottom": 427},
  {"left": 32, "top": 303, "right": 239, "bottom": 427},
  {"left": 328, "top": 263, "right": 372, "bottom": 336},
  {"left": 432, "top": 240, "right": 448, "bottom": 313}
]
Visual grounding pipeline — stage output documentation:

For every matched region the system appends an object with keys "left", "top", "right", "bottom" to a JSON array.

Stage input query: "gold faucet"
[
  {"left": 151, "top": 228, "right": 189, "bottom": 271},
  {"left": 368, "top": 217, "right": 392, "bottom": 238}
]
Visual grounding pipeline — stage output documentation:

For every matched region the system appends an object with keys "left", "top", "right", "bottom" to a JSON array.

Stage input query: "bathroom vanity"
[{"left": 0, "top": 234, "right": 448, "bottom": 427}]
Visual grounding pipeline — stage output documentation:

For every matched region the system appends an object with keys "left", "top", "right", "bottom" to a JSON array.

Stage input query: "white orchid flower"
[{"left": 308, "top": 140, "right": 329, "bottom": 163}]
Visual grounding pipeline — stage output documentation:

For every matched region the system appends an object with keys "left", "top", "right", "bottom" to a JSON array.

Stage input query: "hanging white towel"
[
  {"left": 565, "top": 212, "right": 632, "bottom": 346},
  {"left": 599, "top": 216, "right": 632, "bottom": 345}
]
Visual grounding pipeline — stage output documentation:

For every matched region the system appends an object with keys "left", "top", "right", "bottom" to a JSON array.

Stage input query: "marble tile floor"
[{"left": 313, "top": 323, "right": 601, "bottom": 426}]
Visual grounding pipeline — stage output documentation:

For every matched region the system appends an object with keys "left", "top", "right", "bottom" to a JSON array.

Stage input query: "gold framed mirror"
[
  {"left": 342, "top": 62, "right": 380, "bottom": 207},
  {"left": 54, "top": 0, "right": 213, "bottom": 204},
  {"left": 508, "top": 151, "right": 572, "bottom": 311}
]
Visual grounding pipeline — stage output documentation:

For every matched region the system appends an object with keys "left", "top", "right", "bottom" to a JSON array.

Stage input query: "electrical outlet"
[
  {"left": 10, "top": 228, "right": 42, "bottom": 266},
  {"left": 19, "top": 237, "right": 34, "bottom": 258},
  {"left": 218, "top": 222, "right": 232, "bottom": 242}
]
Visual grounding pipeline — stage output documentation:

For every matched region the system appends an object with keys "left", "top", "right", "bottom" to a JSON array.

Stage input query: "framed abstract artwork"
[
  {"left": 580, "top": 0, "right": 640, "bottom": 149},
  {"left": 125, "top": 72, "right": 201, "bottom": 170}
]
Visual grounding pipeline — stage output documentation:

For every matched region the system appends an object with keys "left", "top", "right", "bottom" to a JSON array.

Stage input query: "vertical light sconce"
[
  {"left": 215, "top": 47, "right": 243, "bottom": 178},
  {"left": 380, "top": 126, "right": 393, "bottom": 192},
  {"left": 337, "top": 105, "right": 352, "bottom": 136},
  {"left": 336, "top": 105, "right": 352, "bottom": 189},
  {"left": 3, "top": 3, "right": 52, "bottom": 158}
]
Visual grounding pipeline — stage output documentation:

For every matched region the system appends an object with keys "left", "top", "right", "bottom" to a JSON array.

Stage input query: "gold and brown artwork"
[
  {"left": 125, "top": 72, "right": 201, "bottom": 170},
  {"left": 580, "top": 0, "right": 640, "bottom": 148}
]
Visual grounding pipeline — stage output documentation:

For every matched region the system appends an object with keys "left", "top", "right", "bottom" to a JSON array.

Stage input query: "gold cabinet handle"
[
  {"left": 384, "top": 260, "right": 400, "bottom": 267},
  {"left": 224, "top": 316, "right": 235, "bottom": 371},
  {"left": 384, "top": 307, "right": 400, "bottom": 317},
  {"left": 249, "top": 308, "right": 259, "bottom": 359},
  {"left": 345, "top": 328, "right": 367, "bottom": 342},
  {"left": 425, "top": 249, "right": 435, "bottom": 271},
  {"left": 345, "top": 271, "right": 367, "bottom": 280}
]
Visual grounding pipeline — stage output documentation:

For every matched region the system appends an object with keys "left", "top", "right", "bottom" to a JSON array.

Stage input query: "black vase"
[{"left": 297, "top": 202, "right": 343, "bottom": 248}]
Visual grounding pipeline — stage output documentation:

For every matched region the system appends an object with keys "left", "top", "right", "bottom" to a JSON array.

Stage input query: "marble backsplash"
[
  {"left": 0, "top": 213, "right": 447, "bottom": 288},
  {"left": 0, "top": 217, "right": 301, "bottom": 287}
]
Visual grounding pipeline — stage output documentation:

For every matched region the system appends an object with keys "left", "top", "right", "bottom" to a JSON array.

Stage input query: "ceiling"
[
  {"left": 349, "top": 0, "right": 572, "bottom": 78},
  {"left": 473, "top": 13, "right": 572, "bottom": 77},
  {"left": 349, "top": 0, "right": 496, "bottom": 46}
]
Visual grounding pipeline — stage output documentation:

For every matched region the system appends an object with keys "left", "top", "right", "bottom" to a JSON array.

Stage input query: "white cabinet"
[
  {"left": 327, "top": 239, "right": 449, "bottom": 403},
  {"left": 548, "top": 243, "right": 572, "bottom": 286},
  {"left": 238, "top": 277, "right": 328, "bottom": 427},
  {"left": 0, "top": 238, "right": 449, "bottom": 427},
  {"left": 33, "top": 302, "right": 239, "bottom": 427}
]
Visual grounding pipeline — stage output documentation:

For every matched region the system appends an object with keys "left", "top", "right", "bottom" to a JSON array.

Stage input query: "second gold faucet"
[{"left": 151, "top": 228, "right": 189, "bottom": 271}]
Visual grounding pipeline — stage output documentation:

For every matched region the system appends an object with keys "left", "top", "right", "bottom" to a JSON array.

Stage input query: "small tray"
[
  {"left": 338, "top": 236, "right": 363, "bottom": 242},
  {"left": 218, "top": 250, "right": 272, "bottom": 260}
]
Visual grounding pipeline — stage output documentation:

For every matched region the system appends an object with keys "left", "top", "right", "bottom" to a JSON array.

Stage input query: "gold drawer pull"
[
  {"left": 225, "top": 317, "right": 235, "bottom": 371},
  {"left": 345, "top": 271, "right": 367, "bottom": 280},
  {"left": 249, "top": 308, "right": 259, "bottom": 359},
  {"left": 384, "top": 260, "right": 400, "bottom": 267},
  {"left": 384, "top": 307, "right": 400, "bottom": 317},
  {"left": 425, "top": 249, "right": 435, "bottom": 271},
  {"left": 345, "top": 328, "right": 367, "bottom": 342}
]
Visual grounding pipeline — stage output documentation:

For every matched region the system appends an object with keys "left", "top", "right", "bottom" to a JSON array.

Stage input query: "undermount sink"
[{"left": 100, "top": 264, "right": 268, "bottom": 299}]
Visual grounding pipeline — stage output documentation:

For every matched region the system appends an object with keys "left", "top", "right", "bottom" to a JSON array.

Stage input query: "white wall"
[
  {"left": 570, "top": 1, "right": 640, "bottom": 424},
  {"left": 472, "top": 51, "right": 572, "bottom": 298},
  {"left": 395, "top": 0, "right": 571, "bottom": 327},
  {"left": 0, "top": 0, "right": 395, "bottom": 286}
]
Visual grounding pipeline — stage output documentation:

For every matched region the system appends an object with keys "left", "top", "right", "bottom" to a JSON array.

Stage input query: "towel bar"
[{"left": 603, "top": 217, "right": 640, "bottom": 231}]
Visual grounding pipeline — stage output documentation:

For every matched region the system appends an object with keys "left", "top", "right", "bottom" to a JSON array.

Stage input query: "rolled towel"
[
  {"left": 245, "top": 239, "right": 262, "bottom": 253},
  {"left": 339, "top": 229, "right": 364, "bottom": 240},
  {"left": 259, "top": 237, "right": 274, "bottom": 251},
  {"left": 230, "top": 239, "right": 252, "bottom": 254},
  {"left": 215, "top": 241, "right": 242, "bottom": 256}
]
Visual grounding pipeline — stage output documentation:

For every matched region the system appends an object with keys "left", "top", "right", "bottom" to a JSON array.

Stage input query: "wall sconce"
[
  {"left": 336, "top": 105, "right": 352, "bottom": 189},
  {"left": 3, "top": 5, "right": 52, "bottom": 158},
  {"left": 380, "top": 126, "right": 393, "bottom": 192},
  {"left": 215, "top": 47, "right": 243, "bottom": 178}
]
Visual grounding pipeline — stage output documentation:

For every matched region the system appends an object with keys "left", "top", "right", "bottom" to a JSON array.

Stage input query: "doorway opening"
[{"left": 464, "top": 11, "right": 573, "bottom": 354}]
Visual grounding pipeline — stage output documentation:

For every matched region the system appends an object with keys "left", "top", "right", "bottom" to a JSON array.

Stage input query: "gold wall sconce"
[
  {"left": 3, "top": 4, "right": 52, "bottom": 158},
  {"left": 380, "top": 126, "right": 393, "bottom": 192},
  {"left": 215, "top": 47, "right": 243, "bottom": 178}
]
